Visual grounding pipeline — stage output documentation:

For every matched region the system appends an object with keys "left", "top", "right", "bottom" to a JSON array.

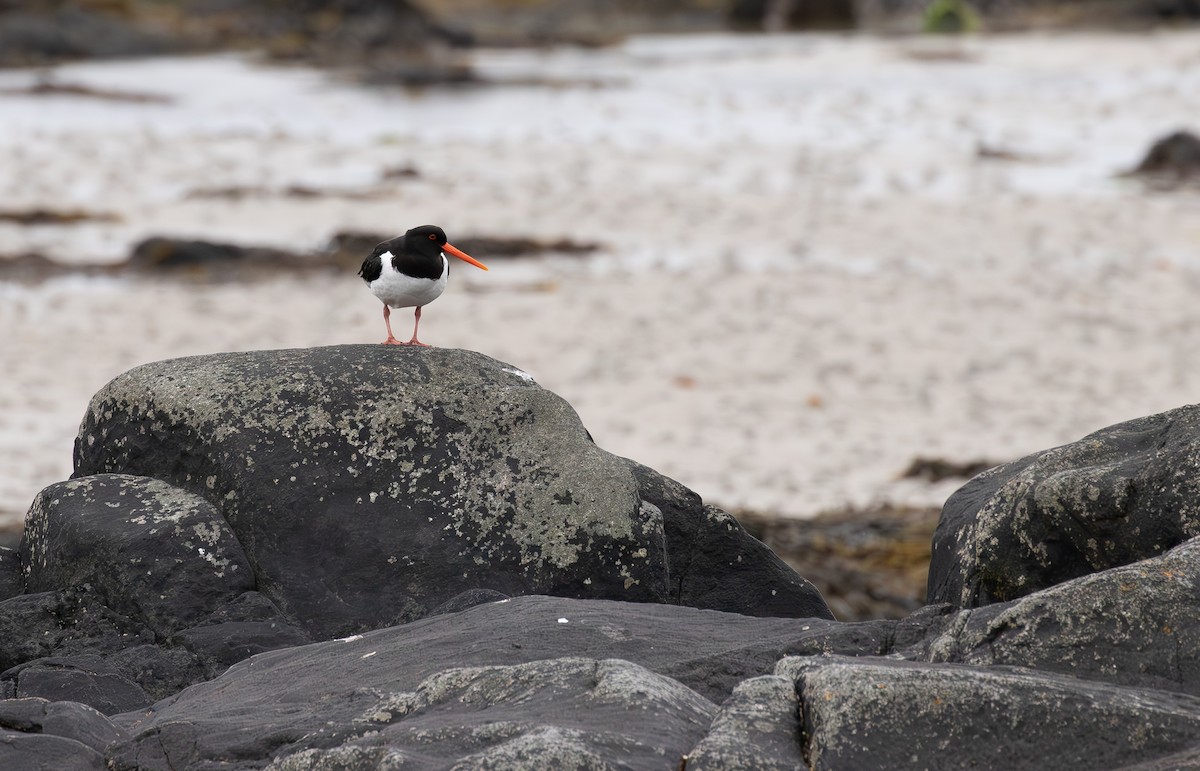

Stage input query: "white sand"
[{"left": 2, "top": 32, "right": 1200, "bottom": 528}]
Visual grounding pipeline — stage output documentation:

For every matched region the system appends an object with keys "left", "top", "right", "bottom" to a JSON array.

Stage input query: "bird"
[{"left": 358, "top": 225, "right": 488, "bottom": 346}]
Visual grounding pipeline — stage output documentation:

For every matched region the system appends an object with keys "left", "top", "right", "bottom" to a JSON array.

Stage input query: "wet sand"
[{"left": 2, "top": 31, "right": 1200, "bottom": 528}]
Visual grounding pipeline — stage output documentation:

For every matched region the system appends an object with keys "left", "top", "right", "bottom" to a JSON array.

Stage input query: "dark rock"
[
  {"left": 0, "top": 208, "right": 121, "bottom": 225},
  {"left": 1129, "top": 129, "right": 1200, "bottom": 186},
  {"left": 923, "top": 536, "right": 1200, "bottom": 697},
  {"left": 781, "top": 655, "right": 1200, "bottom": 770},
  {"left": 173, "top": 620, "right": 311, "bottom": 671},
  {"left": 126, "top": 237, "right": 314, "bottom": 277},
  {"left": 22, "top": 474, "right": 256, "bottom": 636},
  {"left": 73, "top": 346, "right": 832, "bottom": 638},
  {"left": 0, "top": 546, "right": 22, "bottom": 600},
  {"left": 415, "top": 0, "right": 736, "bottom": 46},
  {"left": 103, "top": 645, "right": 207, "bottom": 703},
  {"left": 5, "top": 656, "right": 150, "bottom": 716},
  {"left": 0, "top": 584, "right": 289, "bottom": 704},
  {"left": 0, "top": 729, "right": 105, "bottom": 770},
  {"left": 108, "top": 596, "right": 840, "bottom": 768},
  {"left": 728, "top": 0, "right": 857, "bottom": 31},
  {"left": 0, "top": 697, "right": 129, "bottom": 753},
  {"left": 101, "top": 576, "right": 1200, "bottom": 769},
  {"left": 0, "top": 7, "right": 179, "bottom": 68},
  {"left": 628, "top": 462, "right": 831, "bottom": 620},
  {"left": 899, "top": 456, "right": 999, "bottom": 483},
  {"left": 266, "top": 658, "right": 714, "bottom": 770},
  {"left": 928, "top": 404, "right": 1200, "bottom": 608},
  {"left": 684, "top": 675, "right": 803, "bottom": 771},
  {"left": 5, "top": 474, "right": 309, "bottom": 696},
  {"left": 0, "top": 253, "right": 106, "bottom": 284},
  {"left": 453, "top": 235, "right": 601, "bottom": 258},
  {"left": 0, "top": 590, "right": 143, "bottom": 673},
  {"left": 0, "top": 79, "right": 169, "bottom": 103},
  {"left": 1121, "top": 744, "right": 1200, "bottom": 770}
]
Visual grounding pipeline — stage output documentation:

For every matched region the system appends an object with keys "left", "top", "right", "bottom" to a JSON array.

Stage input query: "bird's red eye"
[{"left": 428, "top": 233, "right": 437, "bottom": 240}]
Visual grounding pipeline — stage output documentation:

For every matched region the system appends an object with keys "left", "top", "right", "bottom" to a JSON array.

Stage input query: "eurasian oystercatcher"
[{"left": 358, "top": 225, "right": 488, "bottom": 346}]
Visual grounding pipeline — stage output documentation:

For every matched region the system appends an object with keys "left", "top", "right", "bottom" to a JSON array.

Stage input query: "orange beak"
[{"left": 443, "top": 242, "right": 488, "bottom": 271}]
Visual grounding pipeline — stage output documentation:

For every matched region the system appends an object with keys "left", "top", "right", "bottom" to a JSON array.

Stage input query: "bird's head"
[{"left": 405, "top": 225, "right": 488, "bottom": 271}]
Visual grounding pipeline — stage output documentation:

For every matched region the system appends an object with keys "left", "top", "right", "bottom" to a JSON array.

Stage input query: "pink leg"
[
  {"left": 405, "top": 306, "right": 431, "bottom": 347},
  {"left": 381, "top": 304, "right": 403, "bottom": 345}
]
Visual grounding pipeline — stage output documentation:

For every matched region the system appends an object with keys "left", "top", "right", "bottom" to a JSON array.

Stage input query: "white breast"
[{"left": 370, "top": 253, "right": 449, "bottom": 309}]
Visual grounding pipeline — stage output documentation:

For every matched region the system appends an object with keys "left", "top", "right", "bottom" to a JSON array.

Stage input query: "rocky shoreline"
[{"left": 1, "top": 345, "right": 1199, "bottom": 768}]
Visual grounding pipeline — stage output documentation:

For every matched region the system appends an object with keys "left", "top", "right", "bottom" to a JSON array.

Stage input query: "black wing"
[{"left": 358, "top": 242, "right": 389, "bottom": 283}]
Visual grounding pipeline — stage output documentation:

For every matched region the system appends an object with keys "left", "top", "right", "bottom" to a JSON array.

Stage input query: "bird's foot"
[{"left": 381, "top": 338, "right": 430, "bottom": 347}]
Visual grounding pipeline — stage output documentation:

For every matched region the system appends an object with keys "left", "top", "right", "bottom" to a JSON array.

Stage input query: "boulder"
[
  {"left": 4, "top": 656, "right": 149, "bottom": 716},
  {"left": 928, "top": 404, "right": 1200, "bottom": 608},
  {"left": 683, "top": 675, "right": 803, "bottom": 771},
  {"left": 260, "top": 658, "right": 714, "bottom": 771},
  {"left": 1130, "top": 129, "right": 1200, "bottom": 183},
  {"left": 21, "top": 474, "right": 256, "bottom": 635},
  {"left": 99, "top": 568, "right": 1200, "bottom": 768},
  {"left": 0, "top": 730, "right": 106, "bottom": 771},
  {"left": 923, "top": 536, "right": 1200, "bottom": 697},
  {"left": 0, "top": 474, "right": 310, "bottom": 702},
  {"left": 105, "top": 596, "right": 847, "bottom": 768},
  {"left": 0, "top": 590, "right": 145, "bottom": 675},
  {"left": 780, "top": 655, "right": 1200, "bottom": 770},
  {"left": 73, "top": 346, "right": 832, "bottom": 639},
  {"left": 0, "top": 697, "right": 128, "bottom": 755}
]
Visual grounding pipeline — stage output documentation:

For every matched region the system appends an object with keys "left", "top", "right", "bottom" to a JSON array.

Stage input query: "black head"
[{"left": 405, "top": 225, "right": 448, "bottom": 255}]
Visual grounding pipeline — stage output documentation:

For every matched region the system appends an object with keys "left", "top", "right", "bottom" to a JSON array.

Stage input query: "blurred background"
[{"left": 2, "top": 0, "right": 1199, "bottom": 619}]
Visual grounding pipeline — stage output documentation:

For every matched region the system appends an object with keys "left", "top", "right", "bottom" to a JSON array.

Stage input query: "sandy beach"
[{"left": 2, "top": 31, "right": 1200, "bottom": 530}]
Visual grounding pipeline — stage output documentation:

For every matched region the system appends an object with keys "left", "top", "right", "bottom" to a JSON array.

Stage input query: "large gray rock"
[
  {"left": 923, "top": 536, "right": 1200, "bottom": 697},
  {"left": 21, "top": 474, "right": 255, "bottom": 635},
  {"left": 73, "top": 346, "right": 831, "bottom": 638},
  {"left": 0, "top": 697, "right": 128, "bottom": 755},
  {"left": 780, "top": 655, "right": 1200, "bottom": 770},
  {"left": 0, "top": 730, "right": 106, "bottom": 771},
  {"left": 2, "top": 474, "right": 309, "bottom": 704},
  {"left": 5, "top": 656, "right": 150, "bottom": 715},
  {"left": 104, "top": 596, "right": 852, "bottom": 768},
  {"left": 684, "top": 675, "right": 803, "bottom": 771},
  {"left": 99, "top": 575, "right": 1200, "bottom": 769},
  {"left": 929, "top": 405, "right": 1200, "bottom": 608},
  {"left": 0, "top": 590, "right": 146, "bottom": 678},
  {"left": 264, "top": 658, "right": 716, "bottom": 770},
  {"left": 0, "top": 696, "right": 123, "bottom": 768}
]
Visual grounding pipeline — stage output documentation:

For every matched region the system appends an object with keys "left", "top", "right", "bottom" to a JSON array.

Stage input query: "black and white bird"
[{"left": 358, "top": 225, "right": 488, "bottom": 346}]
